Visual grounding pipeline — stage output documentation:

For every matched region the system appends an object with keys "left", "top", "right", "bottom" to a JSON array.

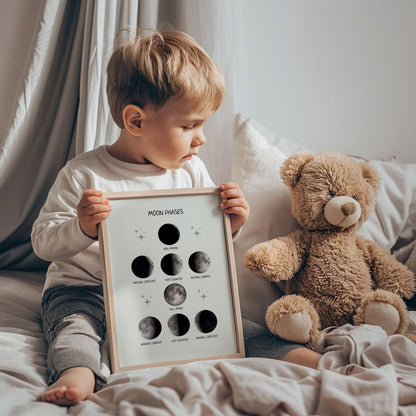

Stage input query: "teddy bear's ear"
[
  {"left": 360, "top": 162, "right": 381, "bottom": 191},
  {"left": 280, "top": 151, "right": 314, "bottom": 188}
]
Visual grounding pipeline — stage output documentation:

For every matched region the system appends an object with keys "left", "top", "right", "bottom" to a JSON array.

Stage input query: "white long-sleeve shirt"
[{"left": 32, "top": 145, "right": 215, "bottom": 290}]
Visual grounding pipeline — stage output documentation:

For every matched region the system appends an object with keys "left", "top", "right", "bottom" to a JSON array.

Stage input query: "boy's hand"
[
  {"left": 77, "top": 189, "right": 111, "bottom": 238},
  {"left": 219, "top": 182, "right": 249, "bottom": 235}
]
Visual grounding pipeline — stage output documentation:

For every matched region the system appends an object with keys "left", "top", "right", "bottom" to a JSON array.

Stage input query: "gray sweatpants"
[
  {"left": 242, "top": 317, "right": 305, "bottom": 359},
  {"left": 41, "top": 285, "right": 107, "bottom": 386}
]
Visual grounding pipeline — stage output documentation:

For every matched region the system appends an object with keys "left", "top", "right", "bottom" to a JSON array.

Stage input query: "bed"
[{"left": 1, "top": 114, "right": 416, "bottom": 415}]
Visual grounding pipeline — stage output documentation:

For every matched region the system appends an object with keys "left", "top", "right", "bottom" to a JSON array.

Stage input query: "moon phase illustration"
[
  {"left": 195, "top": 310, "right": 217, "bottom": 333},
  {"left": 164, "top": 283, "right": 187, "bottom": 306},
  {"left": 158, "top": 223, "right": 180, "bottom": 245},
  {"left": 188, "top": 251, "right": 211, "bottom": 274},
  {"left": 138, "top": 316, "right": 162, "bottom": 339},
  {"left": 167, "top": 314, "right": 190, "bottom": 336},
  {"left": 161, "top": 253, "right": 183, "bottom": 276},
  {"left": 131, "top": 255, "right": 154, "bottom": 278}
]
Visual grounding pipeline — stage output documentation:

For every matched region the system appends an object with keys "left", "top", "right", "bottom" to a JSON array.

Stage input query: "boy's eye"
[{"left": 182, "top": 125, "right": 194, "bottom": 130}]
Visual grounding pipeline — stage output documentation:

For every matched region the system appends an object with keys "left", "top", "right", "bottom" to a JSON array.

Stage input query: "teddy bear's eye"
[
  {"left": 352, "top": 195, "right": 358, "bottom": 201},
  {"left": 329, "top": 190, "right": 336, "bottom": 197}
]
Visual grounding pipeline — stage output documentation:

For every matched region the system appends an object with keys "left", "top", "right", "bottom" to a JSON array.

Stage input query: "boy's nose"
[{"left": 193, "top": 130, "right": 206, "bottom": 146}]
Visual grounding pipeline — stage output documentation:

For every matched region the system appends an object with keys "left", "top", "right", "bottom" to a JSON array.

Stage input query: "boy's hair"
[{"left": 107, "top": 29, "right": 226, "bottom": 128}]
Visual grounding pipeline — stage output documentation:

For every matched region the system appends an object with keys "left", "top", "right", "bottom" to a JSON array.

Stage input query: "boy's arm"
[{"left": 31, "top": 167, "right": 108, "bottom": 261}]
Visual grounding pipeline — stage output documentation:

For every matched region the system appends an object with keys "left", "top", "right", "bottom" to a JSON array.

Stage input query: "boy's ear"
[{"left": 123, "top": 104, "right": 144, "bottom": 135}]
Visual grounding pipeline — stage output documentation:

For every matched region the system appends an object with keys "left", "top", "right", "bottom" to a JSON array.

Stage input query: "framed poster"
[{"left": 98, "top": 187, "right": 245, "bottom": 372}]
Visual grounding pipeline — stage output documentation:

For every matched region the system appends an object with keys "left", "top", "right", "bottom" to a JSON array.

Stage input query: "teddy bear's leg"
[
  {"left": 265, "top": 294, "right": 321, "bottom": 347},
  {"left": 354, "top": 289, "right": 410, "bottom": 335}
]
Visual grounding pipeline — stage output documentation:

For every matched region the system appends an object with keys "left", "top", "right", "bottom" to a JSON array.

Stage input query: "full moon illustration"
[
  {"left": 158, "top": 223, "right": 180, "bottom": 245},
  {"left": 131, "top": 255, "right": 154, "bottom": 278},
  {"left": 188, "top": 251, "right": 211, "bottom": 274},
  {"left": 195, "top": 310, "right": 217, "bottom": 333},
  {"left": 161, "top": 253, "right": 183, "bottom": 276},
  {"left": 167, "top": 314, "right": 190, "bottom": 336},
  {"left": 164, "top": 283, "right": 187, "bottom": 306},
  {"left": 138, "top": 316, "right": 162, "bottom": 339}
]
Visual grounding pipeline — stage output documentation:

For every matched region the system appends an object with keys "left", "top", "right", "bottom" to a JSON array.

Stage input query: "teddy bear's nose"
[
  {"left": 324, "top": 195, "right": 361, "bottom": 228},
  {"left": 342, "top": 202, "right": 356, "bottom": 216}
]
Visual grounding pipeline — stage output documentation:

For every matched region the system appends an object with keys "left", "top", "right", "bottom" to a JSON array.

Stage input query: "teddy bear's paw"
[
  {"left": 243, "top": 246, "right": 272, "bottom": 275},
  {"left": 355, "top": 289, "right": 410, "bottom": 335},
  {"left": 243, "top": 239, "right": 296, "bottom": 281},
  {"left": 244, "top": 247, "right": 281, "bottom": 280},
  {"left": 363, "top": 302, "right": 401, "bottom": 335},
  {"left": 265, "top": 295, "right": 320, "bottom": 344},
  {"left": 273, "top": 311, "right": 313, "bottom": 344}
]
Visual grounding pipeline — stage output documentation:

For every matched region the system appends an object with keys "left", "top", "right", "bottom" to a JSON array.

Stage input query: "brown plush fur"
[{"left": 244, "top": 152, "right": 415, "bottom": 348}]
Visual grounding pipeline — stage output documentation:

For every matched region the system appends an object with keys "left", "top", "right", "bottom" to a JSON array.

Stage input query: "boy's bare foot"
[{"left": 37, "top": 367, "right": 95, "bottom": 406}]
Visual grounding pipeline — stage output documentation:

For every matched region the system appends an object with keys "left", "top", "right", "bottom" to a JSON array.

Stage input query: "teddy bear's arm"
[
  {"left": 243, "top": 230, "right": 308, "bottom": 282},
  {"left": 357, "top": 236, "right": 415, "bottom": 299}
]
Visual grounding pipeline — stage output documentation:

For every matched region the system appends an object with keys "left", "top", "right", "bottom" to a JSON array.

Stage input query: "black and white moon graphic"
[
  {"left": 131, "top": 255, "right": 154, "bottom": 278},
  {"left": 138, "top": 316, "right": 162, "bottom": 339},
  {"left": 195, "top": 310, "right": 217, "bottom": 333},
  {"left": 164, "top": 283, "right": 187, "bottom": 306},
  {"left": 188, "top": 251, "right": 211, "bottom": 274},
  {"left": 161, "top": 253, "right": 183, "bottom": 276},
  {"left": 167, "top": 313, "right": 190, "bottom": 336},
  {"left": 158, "top": 223, "right": 180, "bottom": 245}
]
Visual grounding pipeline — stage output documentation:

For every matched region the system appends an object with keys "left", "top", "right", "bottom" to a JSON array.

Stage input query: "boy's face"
[{"left": 138, "top": 96, "right": 214, "bottom": 170}]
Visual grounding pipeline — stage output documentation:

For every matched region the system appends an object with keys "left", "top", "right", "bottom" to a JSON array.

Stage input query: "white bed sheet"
[{"left": 1, "top": 270, "right": 416, "bottom": 416}]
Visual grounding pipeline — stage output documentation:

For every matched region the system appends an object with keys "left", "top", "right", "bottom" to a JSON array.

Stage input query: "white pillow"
[
  {"left": 232, "top": 114, "right": 299, "bottom": 325},
  {"left": 232, "top": 113, "right": 416, "bottom": 326},
  {"left": 359, "top": 159, "right": 416, "bottom": 250}
]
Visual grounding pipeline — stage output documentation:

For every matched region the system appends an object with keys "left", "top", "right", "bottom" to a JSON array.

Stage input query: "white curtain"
[{"left": 0, "top": 0, "right": 247, "bottom": 270}]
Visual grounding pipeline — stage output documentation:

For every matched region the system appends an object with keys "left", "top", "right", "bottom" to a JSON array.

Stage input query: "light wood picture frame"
[{"left": 98, "top": 187, "right": 245, "bottom": 372}]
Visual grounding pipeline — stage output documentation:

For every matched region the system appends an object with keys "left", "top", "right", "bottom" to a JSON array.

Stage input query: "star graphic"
[
  {"left": 135, "top": 229, "right": 146, "bottom": 241},
  {"left": 198, "top": 289, "right": 208, "bottom": 301},
  {"left": 191, "top": 225, "right": 201, "bottom": 237},
  {"left": 141, "top": 294, "right": 152, "bottom": 305}
]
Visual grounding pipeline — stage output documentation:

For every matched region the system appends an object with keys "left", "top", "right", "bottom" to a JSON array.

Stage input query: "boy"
[{"left": 32, "top": 29, "right": 249, "bottom": 406}]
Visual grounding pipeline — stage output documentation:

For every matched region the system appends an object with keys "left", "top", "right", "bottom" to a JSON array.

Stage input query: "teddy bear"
[{"left": 244, "top": 151, "right": 416, "bottom": 349}]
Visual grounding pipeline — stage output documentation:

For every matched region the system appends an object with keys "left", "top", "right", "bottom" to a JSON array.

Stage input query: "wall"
[{"left": 239, "top": 0, "right": 416, "bottom": 162}]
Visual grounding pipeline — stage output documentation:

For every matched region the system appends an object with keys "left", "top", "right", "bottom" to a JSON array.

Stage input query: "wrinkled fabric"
[{"left": 1, "top": 271, "right": 416, "bottom": 416}]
